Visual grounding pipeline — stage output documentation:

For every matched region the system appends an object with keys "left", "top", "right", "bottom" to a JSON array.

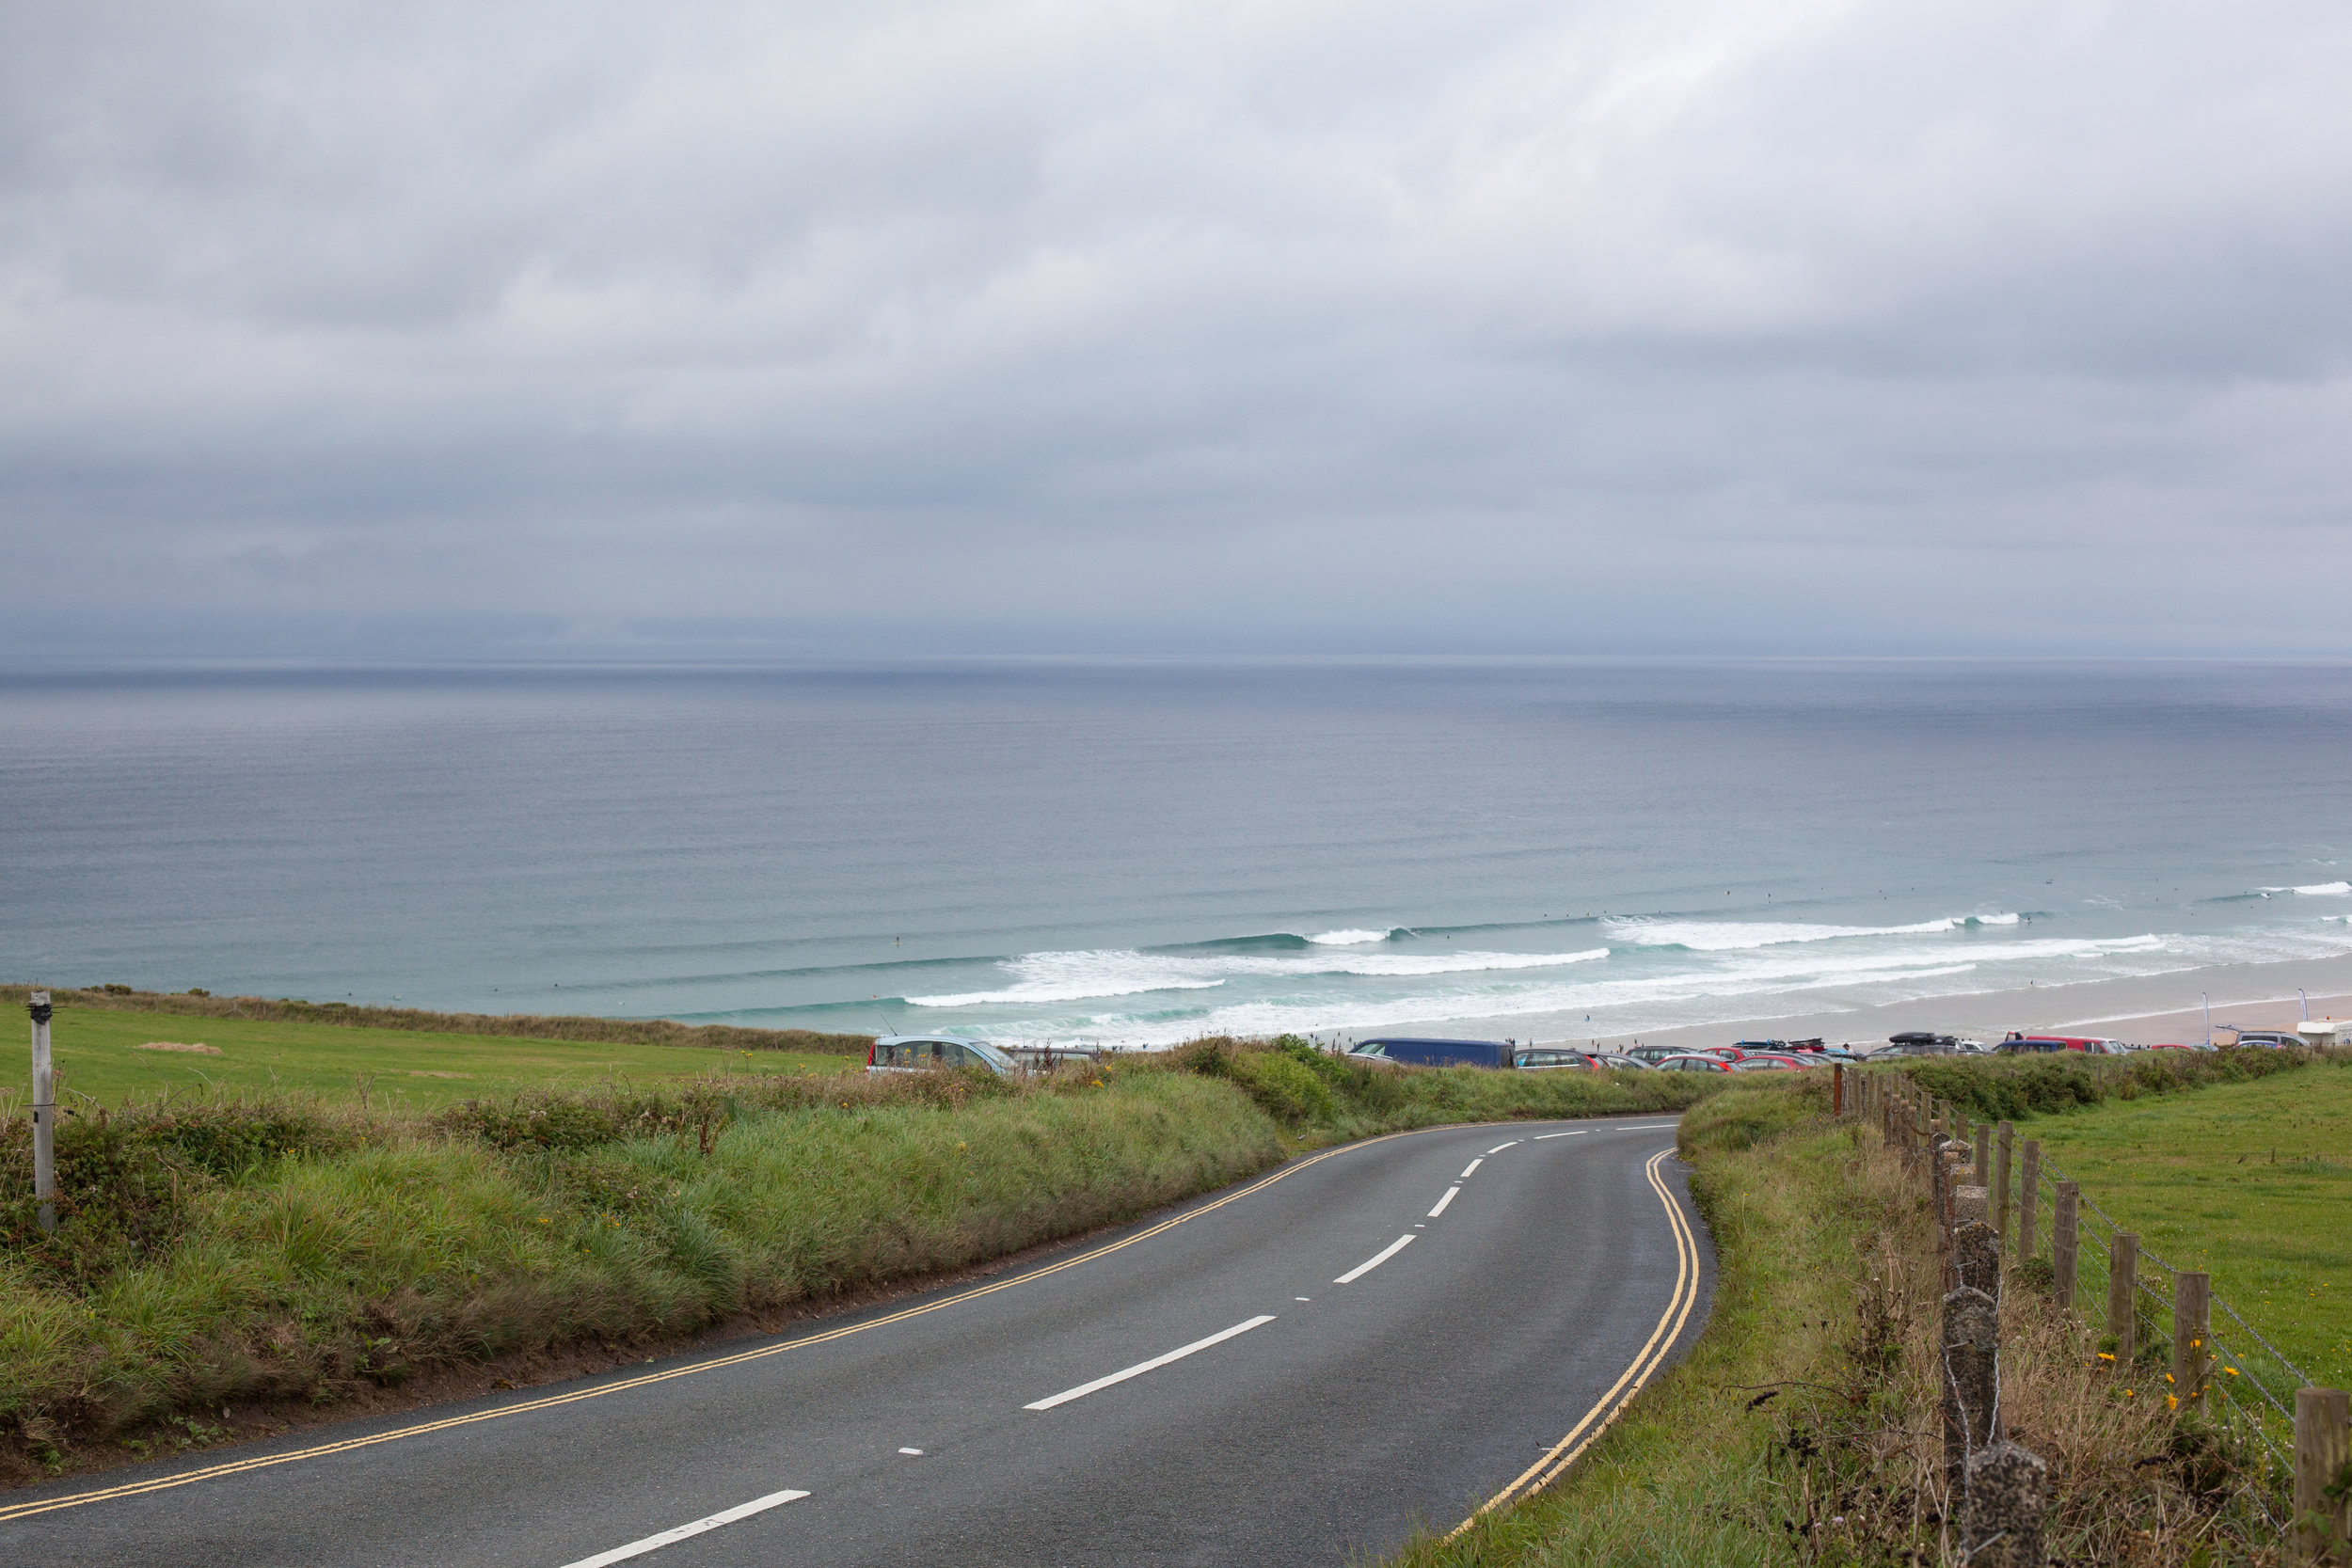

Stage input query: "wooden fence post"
[
  {"left": 1974, "top": 1120, "right": 1989, "bottom": 1186},
  {"left": 2052, "top": 1181, "right": 2079, "bottom": 1309},
  {"left": 2173, "top": 1272, "right": 2211, "bottom": 1413},
  {"left": 1834, "top": 1064, "right": 1845, "bottom": 1117},
  {"left": 2017, "top": 1140, "right": 2041, "bottom": 1259},
  {"left": 1964, "top": 1442, "right": 2050, "bottom": 1568},
  {"left": 1994, "top": 1122, "right": 2013, "bottom": 1242},
  {"left": 2296, "top": 1386, "right": 2351, "bottom": 1563},
  {"left": 2107, "top": 1232, "right": 2138, "bottom": 1370}
]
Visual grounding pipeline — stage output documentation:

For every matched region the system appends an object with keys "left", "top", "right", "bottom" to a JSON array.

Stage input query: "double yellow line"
[
  {"left": 1447, "top": 1145, "right": 1701, "bottom": 1536},
  {"left": 0, "top": 1124, "right": 1436, "bottom": 1526}
]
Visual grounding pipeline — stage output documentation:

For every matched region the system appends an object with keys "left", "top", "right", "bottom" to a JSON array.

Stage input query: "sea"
[{"left": 5, "top": 659, "right": 2351, "bottom": 1049}]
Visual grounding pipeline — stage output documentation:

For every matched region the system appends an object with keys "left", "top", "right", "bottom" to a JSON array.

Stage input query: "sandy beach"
[{"left": 1550, "top": 951, "right": 2352, "bottom": 1054}]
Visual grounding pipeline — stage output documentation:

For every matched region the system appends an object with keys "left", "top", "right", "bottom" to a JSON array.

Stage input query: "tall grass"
[{"left": 0, "top": 1038, "right": 1716, "bottom": 1475}]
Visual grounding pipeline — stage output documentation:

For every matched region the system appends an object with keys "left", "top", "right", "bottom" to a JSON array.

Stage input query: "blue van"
[{"left": 1345, "top": 1037, "right": 1514, "bottom": 1069}]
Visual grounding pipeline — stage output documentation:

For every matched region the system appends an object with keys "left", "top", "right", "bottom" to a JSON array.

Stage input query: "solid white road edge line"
[
  {"left": 1458, "top": 1158, "right": 1483, "bottom": 1179},
  {"left": 557, "top": 1488, "right": 810, "bottom": 1568},
  {"left": 1334, "top": 1234, "right": 1417, "bottom": 1284},
  {"left": 1427, "top": 1186, "right": 1460, "bottom": 1217},
  {"left": 1024, "top": 1316, "right": 1277, "bottom": 1411},
  {"left": 1617, "top": 1123, "right": 1680, "bottom": 1131},
  {"left": 1533, "top": 1132, "right": 1587, "bottom": 1139},
  {"left": 1486, "top": 1141, "right": 1520, "bottom": 1153}
]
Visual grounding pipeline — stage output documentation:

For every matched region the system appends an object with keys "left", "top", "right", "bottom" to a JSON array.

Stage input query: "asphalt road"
[{"left": 1, "top": 1115, "right": 1712, "bottom": 1567}]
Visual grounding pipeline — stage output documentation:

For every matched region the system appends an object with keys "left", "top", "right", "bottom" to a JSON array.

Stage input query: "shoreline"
[{"left": 1486, "top": 952, "right": 2352, "bottom": 1053}]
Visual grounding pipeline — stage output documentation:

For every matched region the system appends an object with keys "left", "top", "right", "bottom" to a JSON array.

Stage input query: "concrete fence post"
[
  {"left": 2018, "top": 1140, "right": 2041, "bottom": 1259},
  {"left": 2173, "top": 1272, "right": 2211, "bottom": 1414},
  {"left": 1955, "top": 1218, "right": 2000, "bottom": 1298},
  {"left": 1963, "top": 1442, "right": 2050, "bottom": 1568},
  {"left": 1942, "top": 1285, "right": 2001, "bottom": 1501},
  {"left": 2296, "top": 1386, "right": 2351, "bottom": 1563},
  {"left": 2052, "top": 1181, "right": 2079, "bottom": 1309},
  {"left": 2107, "top": 1232, "right": 2139, "bottom": 1370},
  {"left": 1994, "top": 1121, "right": 2013, "bottom": 1243}
]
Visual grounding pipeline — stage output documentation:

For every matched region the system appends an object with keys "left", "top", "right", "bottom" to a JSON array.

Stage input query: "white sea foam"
[
  {"left": 1605, "top": 914, "right": 2019, "bottom": 951},
  {"left": 1306, "top": 929, "right": 1391, "bottom": 945},
  {"left": 2261, "top": 881, "right": 2352, "bottom": 895},
  {"left": 906, "top": 943, "right": 1612, "bottom": 1007}
]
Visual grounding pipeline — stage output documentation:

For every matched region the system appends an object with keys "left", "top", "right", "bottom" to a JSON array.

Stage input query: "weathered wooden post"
[
  {"left": 2052, "top": 1180, "right": 2079, "bottom": 1309},
  {"left": 1955, "top": 1218, "right": 2000, "bottom": 1298},
  {"left": 2296, "top": 1386, "right": 2351, "bottom": 1563},
  {"left": 28, "top": 990, "right": 56, "bottom": 1233},
  {"left": 2017, "top": 1139, "right": 2041, "bottom": 1258},
  {"left": 1943, "top": 1285, "right": 2001, "bottom": 1499},
  {"left": 1994, "top": 1122, "right": 2014, "bottom": 1243},
  {"left": 1834, "top": 1063, "right": 1845, "bottom": 1117},
  {"left": 1973, "top": 1120, "right": 1990, "bottom": 1186},
  {"left": 1963, "top": 1442, "right": 2050, "bottom": 1568},
  {"left": 2107, "top": 1232, "right": 2139, "bottom": 1370},
  {"left": 2173, "top": 1272, "right": 2211, "bottom": 1413}
]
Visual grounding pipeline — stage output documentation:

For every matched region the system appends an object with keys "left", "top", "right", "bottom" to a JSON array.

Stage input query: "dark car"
[
  {"left": 1347, "top": 1037, "right": 1514, "bottom": 1069},
  {"left": 1994, "top": 1035, "right": 2116, "bottom": 1055},
  {"left": 1515, "top": 1047, "right": 1601, "bottom": 1071},
  {"left": 2227, "top": 1031, "right": 2300, "bottom": 1049},
  {"left": 1621, "top": 1044, "right": 1688, "bottom": 1066}
]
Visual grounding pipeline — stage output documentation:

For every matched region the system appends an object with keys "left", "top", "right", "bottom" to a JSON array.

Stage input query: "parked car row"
[{"left": 866, "top": 1020, "right": 2317, "bottom": 1081}]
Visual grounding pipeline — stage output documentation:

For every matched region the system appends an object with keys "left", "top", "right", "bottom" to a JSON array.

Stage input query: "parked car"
[
  {"left": 1652, "top": 1053, "right": 1735, "bottom": 1072},
  {"left": 1515, "top": 1048, "right": 1602, "bottom": 1071},
  {"left": 1730, "top": 1055, "right": 1804, "bottom": 1071},
  {"left": 2227, "top": 1031, "right": 2301, "bottom": 1049},
  {"left": 1584, "top": 1053, "right": 1654, "bottom": 1070},
  {"left": 867, "top": 1035, "right": 1018, "bottom": 1075},
  {"left": 1346, "top": 1037, "right": 1515, "bottom": 1069},
  {"left": 1621, "top": 1043, "right": 1692, "bottom": 1066},
  {"left": 1993, "top": 1035, "right": 2118, "bottom": 1055}
]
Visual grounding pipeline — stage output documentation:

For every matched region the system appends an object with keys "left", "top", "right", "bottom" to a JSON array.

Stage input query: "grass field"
[
  {"left": 2016, "top": 1052, "right": 2352, "bottom": 1397},
  {"left": 1, "top": 1006, "right": 859, "bottom": 1116}
]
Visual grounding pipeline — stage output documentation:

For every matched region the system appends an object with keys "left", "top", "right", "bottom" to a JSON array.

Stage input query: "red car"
[{"left": 1653, "top": 1053, "right": 1736, "bottom": 1072}]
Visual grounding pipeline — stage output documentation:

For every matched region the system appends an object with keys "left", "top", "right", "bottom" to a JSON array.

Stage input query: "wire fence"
[{"left": 1982, "top": 1132, "right": 2322, "bottom": 1537}]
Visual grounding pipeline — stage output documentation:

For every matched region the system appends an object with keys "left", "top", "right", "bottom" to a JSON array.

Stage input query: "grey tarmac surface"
[{"left": 1, "top": 1115, "right": 1713, "bottom": 1567}]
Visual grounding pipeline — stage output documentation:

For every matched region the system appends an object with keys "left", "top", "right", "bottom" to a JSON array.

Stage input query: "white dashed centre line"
[
  {"left": 1617, "top": 1123, "right": 1680, "bottom": 1132},
  {"left": 1427, "top": 1186, "right": 1460, "bottom": 1218},
  {"left": 1533, "top": 1132, "right": 1587, "bottom": 1140},
  {"left": 1024, "top": 1316, "right": 1277, "bottom": 1411},
  {"left": 1335, "top": 1234, "right": 1416, "bottom": 1284},
  {"left": 557, "top": 1488, "right": 810, "bottom": 1568},
  {"left": 1458, "top": 1158, "right": 1483, "bottom": 1179},
  {"left": 898, "top": 1448, "right": 922, "bottom": 1455},
  {"left": 1486, "top": 1141, "right": 1520, "bottom": 1154}
]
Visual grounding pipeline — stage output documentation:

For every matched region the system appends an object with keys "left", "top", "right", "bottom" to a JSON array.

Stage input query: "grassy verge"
[
  {"left": 0, "top": 985, "right": 870, "bottom": 1057},
  {"left": 1, "top": 1036, "right": 1716, "bottom": 1481},
  {"left": 1390, "top": 1070, "right": 2300, "bottom": 1568},
  {"left": 2, "top": 1003, "right": 859, "bottom": 1115}
]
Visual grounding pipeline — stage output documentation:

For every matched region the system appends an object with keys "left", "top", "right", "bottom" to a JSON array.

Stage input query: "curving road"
[{"left": 0, "top": 1115, "right": 1712, "bottom": 1567}]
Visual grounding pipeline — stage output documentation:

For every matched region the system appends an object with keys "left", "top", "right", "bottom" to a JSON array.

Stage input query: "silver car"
[{"left": 866, "top": 1035, "right": 1019, "bottom": 1075}]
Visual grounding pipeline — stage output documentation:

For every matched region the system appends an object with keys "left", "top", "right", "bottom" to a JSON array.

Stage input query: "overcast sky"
[{"left": 4, "top": 0, "right": 2348, "bottom": 658}]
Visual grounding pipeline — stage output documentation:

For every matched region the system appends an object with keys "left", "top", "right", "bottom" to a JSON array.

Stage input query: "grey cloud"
[{"left": 3, "top": 0, "right": 2349, "bottom": 658}]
